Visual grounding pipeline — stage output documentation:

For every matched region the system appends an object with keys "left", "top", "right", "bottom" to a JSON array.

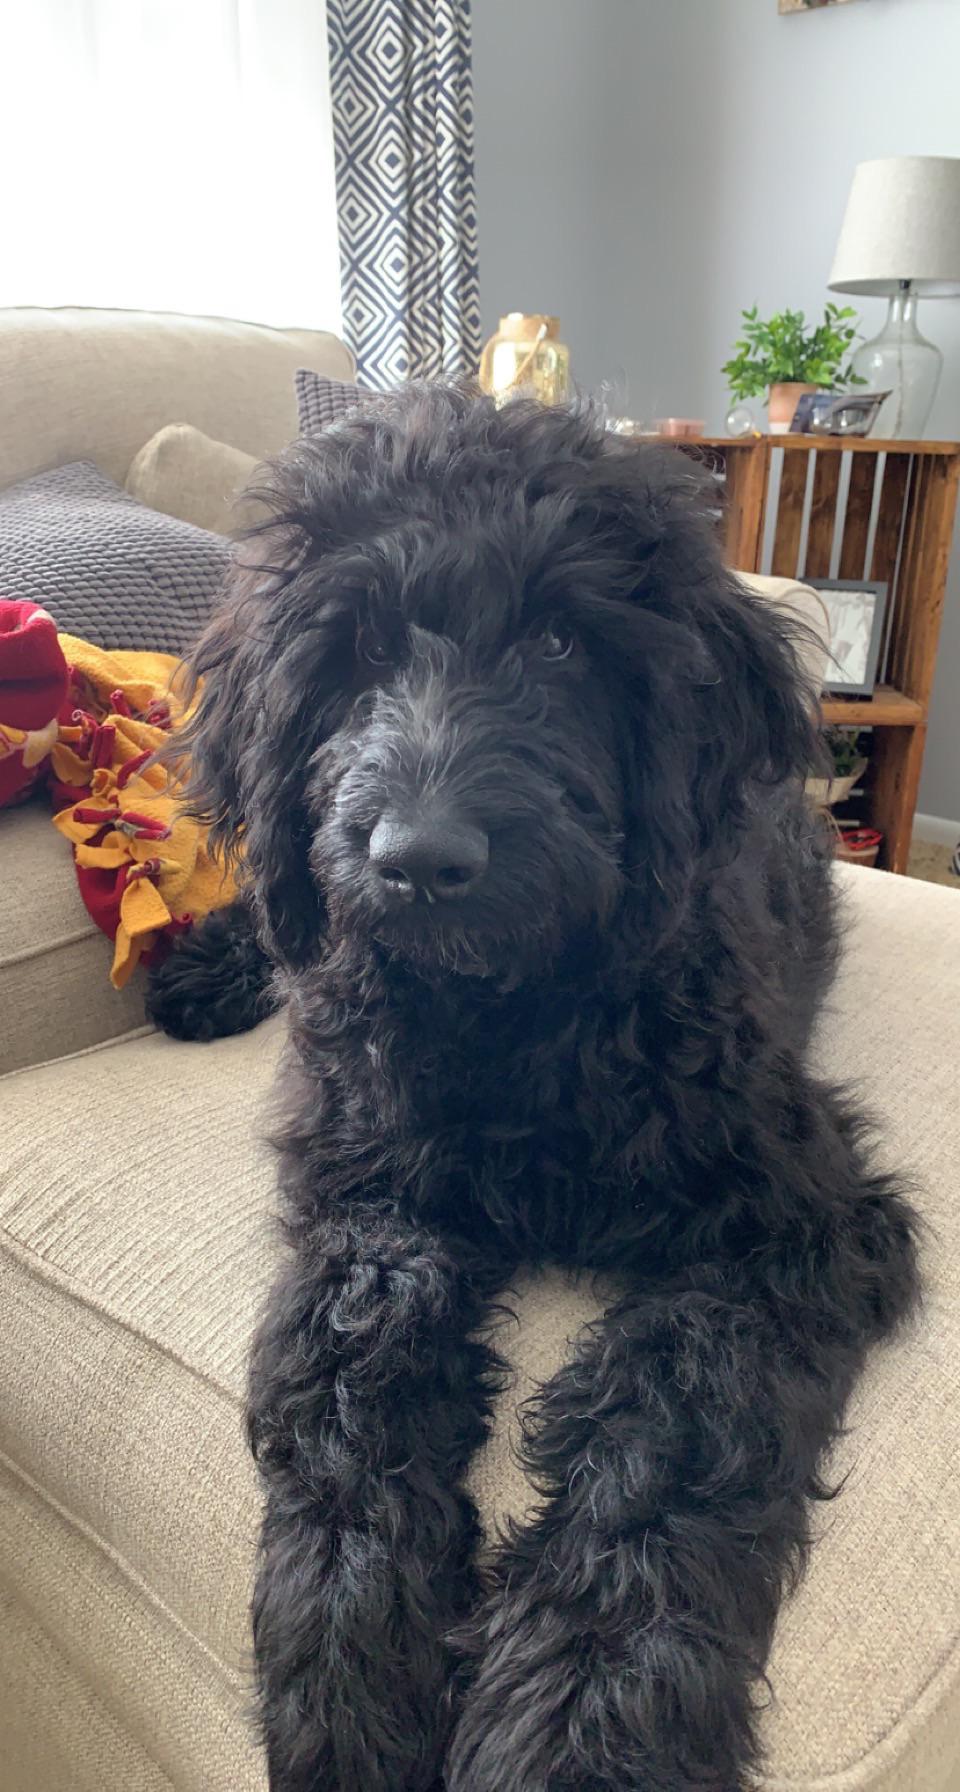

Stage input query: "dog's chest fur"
[{"left": 288, "top": 951, "right": 714, "bottom": 1271}]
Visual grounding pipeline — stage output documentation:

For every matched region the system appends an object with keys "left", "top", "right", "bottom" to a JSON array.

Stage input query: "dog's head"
[{"left": 180, "top": 389, "right": 816, "bottom": 982}]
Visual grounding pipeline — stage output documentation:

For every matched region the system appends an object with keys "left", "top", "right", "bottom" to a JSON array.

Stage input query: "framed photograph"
[
  {"left": 790, "top": 390, "right": 890, "bottom": 436},
  {"left": 807, "top": 579, "right": 889, "bottom": 697}
]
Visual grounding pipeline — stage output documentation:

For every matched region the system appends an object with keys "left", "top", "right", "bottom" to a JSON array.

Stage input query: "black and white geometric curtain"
[{"left": 326, "top": 0, "right": 482, "bottom": 387}]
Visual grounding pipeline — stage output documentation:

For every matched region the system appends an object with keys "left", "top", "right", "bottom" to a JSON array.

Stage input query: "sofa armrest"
[{"left": 0, "top": 801, "right": 147, "bottom": 1076}]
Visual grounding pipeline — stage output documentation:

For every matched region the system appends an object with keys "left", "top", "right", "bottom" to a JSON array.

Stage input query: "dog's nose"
[{"left": 369, "top": 812, "right": 489, "bottom": 902}]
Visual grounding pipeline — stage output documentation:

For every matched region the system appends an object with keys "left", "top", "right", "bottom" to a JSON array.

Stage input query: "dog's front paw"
[
  {"left": 446, "top": 1589, "right": 598, "bottom": 1792},
  {"left": 445, "top": 1584, "right": 723, "bottom": 1792},
  {"left": 145, "top": 902, "right": 276, "bottom": 1041}
]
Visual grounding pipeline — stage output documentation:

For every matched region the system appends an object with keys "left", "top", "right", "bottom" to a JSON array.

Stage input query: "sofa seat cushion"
[
  {"left": 0, "top": 866, "right": 958, "bottom": 1792},
  {"left": 0, "top": 798, "right": 148, "bottom": 1075},
  {"left": 0, "top": 1018, "right": 281, "bottom": 1792}
]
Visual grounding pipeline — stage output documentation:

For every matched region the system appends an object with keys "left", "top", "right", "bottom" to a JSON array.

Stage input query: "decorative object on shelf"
[
  {"left": 655, "top": 418, "right": 705, "bottom": 439},
  {"left": 834, "top": 825, "right": 882, "bottom": 867},
  {"left": 830, "top": 157, "right": 960, "bottom": 438},
  {"left": 725, "top": 404, "right": 759, "bottom": 438},
  {"left": 808, "top": 578, "right": 888, "bottom": 697},
  {"left": 790, "top": 389, "right": 890, "bottom": 436},
  {"left": 478, "top": 314, "right": 571, "bottom": 406},
  {"left": 723, "top": 304, "right": 863, "bottom": 434},
  {"left": 597, "top": 372, "right": 631, "bottom": 429},
  {"left": 805, "top": 728, "right": 868, "bottom": 807}
]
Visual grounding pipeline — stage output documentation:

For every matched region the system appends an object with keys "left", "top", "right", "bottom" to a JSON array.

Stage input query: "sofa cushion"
[
  {"left": 125, "top": 425, "right": 262, "bottom": 537},
  {"left": 0, "top": 798, "right": 148, "bottom": 1075},
  {"left": 0, "top": 308, "right": 356, "bottom": 494},
  {"left": 0, "top": 1585, "right": 178, "bottom": 1792},
  {"left": 0, "top": 1019, "right": 280, "bottom": 1791},
  {"left": 0, "top": 461, "right": 229, "bottom": 658},
  {"left": 294, "top": 367, "right": 381, "bottom": 434},
  {"left": 0, "top": 866, "right": 958, "bottom": 1791}
]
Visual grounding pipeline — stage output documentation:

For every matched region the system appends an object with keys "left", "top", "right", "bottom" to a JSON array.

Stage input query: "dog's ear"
[
  {"left": 594, "top": 450, "right": 819, "bottom": 935},
  {"left": 615, "top": 571, "right": 819, "bottom": 954},
  {"left": 175, "top": 546, "right": 326, "bottom": 973},
  {"left": 628, "top": 452, "right": 817, "bottom": 801},
  {"left": 689, "top": 572, "right": 820, "bottom": 817}
]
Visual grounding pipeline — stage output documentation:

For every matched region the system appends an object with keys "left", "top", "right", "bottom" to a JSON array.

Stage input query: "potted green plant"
[
  {"left": 723, "top": 304, "right": 863, "bottom": 433},
  {"left": 805, "top": 728, "right": 869, "bottom": 807}
]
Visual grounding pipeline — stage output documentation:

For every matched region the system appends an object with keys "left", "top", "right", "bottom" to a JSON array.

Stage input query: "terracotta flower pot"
[
  {"left": 835, "top": 827, "right": 882, "bottom": 868},
  {"left": 768, "top": 381, "right": 817, "bottom": 435}
]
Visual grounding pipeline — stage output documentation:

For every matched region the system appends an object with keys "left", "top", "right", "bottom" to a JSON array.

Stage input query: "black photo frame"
[{"left": 806, "top": 578, "right": 889, "bottom": 697}]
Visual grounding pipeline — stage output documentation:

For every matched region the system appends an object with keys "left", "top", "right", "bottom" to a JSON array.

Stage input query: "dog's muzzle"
[{"left": 368, "top": 805, "right": 490, "bottom": 906}]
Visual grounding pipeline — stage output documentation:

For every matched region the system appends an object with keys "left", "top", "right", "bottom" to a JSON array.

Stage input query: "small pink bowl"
[{"left": 655, "top": 418, "right": 706, "bottom": 440}]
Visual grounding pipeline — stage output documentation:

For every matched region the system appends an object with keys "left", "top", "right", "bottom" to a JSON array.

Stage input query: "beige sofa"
[{"left": 0, "top": 309, "right": 958, "bottom": 1792}]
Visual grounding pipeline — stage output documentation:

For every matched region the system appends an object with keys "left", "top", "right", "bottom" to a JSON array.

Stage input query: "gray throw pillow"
[
  {"left": 294, "top": 368, "right": 384, "bottom": 436},
  {"left": 0, "top": 461, "right": 229, "bottom": 657}
]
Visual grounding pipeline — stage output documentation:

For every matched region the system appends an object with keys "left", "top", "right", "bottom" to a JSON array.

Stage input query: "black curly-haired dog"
[{"left": 157, "top": 389, "right": 918, "bottom": 1792}]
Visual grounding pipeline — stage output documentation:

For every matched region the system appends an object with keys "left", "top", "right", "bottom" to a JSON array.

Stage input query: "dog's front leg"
[
  {"left": 447, "top": 1182, "right": 917, "bottom": 1792},
  {"left": 248, "top": 1206, "right": 503, "bottom": 1792}
]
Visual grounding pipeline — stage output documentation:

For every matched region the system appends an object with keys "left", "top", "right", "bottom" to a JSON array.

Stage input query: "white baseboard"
[{"left": 913, "top": 812, "right": 960, "bottom": 846}]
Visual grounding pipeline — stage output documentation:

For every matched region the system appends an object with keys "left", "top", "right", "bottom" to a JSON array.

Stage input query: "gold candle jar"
[{"left": 478, "top": 313, "right": 571, "bottom": 406}]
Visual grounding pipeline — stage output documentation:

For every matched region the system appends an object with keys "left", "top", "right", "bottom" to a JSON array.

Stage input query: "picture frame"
[
  {"left": 789, "top": 390, "right": 890, "bottom": 436},
  {"left": 806, "top": 579, "right": 889, "bottom": 697}
]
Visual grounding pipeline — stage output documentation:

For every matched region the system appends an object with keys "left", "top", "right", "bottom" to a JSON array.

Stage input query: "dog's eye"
[
  {"left": 540, "top": 626, "right": 575, "bottom": 662},
  {"left": 358, "top": 627, "right": 393, "bottom": 668}
]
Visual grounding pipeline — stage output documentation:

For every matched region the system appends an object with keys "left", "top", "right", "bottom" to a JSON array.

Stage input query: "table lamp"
[{"left": 829, "top": 156, "right": 960, "bottom": 437}]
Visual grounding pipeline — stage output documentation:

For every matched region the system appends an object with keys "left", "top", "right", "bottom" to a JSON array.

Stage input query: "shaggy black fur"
[
  {"left": 146, "top": 900, "right": 274, "bottom": 1040},
  {"left": 170, "top": 389, "right": 919, "bottom": 1792}
]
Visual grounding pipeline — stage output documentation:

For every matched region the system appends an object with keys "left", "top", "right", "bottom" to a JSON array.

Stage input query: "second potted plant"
[
  {"left": 805, "top": 728, "right": 869, "bottom": 807},
  {"left": 724, "top": 304, "right": 863, "bottom": 433}
]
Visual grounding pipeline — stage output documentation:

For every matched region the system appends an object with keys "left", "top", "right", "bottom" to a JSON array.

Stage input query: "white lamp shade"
[{"left": 829, "top": 156, "right": 960, "bottom": 298}]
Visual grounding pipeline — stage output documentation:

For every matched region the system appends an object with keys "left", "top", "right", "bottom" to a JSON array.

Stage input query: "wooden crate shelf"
[
  {"left": 661, "top": 433, "right": 960, "bottom": 873},
  {"left": 821, "top": 686, "right": 924, "bottom": 727},
  {"left": 686, "top": 434, "right": 959, "bottom": 455}
]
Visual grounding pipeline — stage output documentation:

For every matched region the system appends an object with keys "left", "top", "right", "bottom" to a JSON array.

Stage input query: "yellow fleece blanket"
[{"left": 48, "top": 636, "right": 236, "bottom": 989}]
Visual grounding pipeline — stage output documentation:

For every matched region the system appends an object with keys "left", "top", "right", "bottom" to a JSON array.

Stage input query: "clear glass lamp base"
[{"left": 853, "top": 290, "right": 943, "bottom": 439}]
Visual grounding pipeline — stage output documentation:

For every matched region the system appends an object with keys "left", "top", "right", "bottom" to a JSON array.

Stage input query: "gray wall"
[{"left": 472, "top": 0, "right": 960, "bottom": 821}]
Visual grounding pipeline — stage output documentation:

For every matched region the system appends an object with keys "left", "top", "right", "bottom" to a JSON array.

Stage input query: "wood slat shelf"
[
  {"left": 652, "top": 433, "right": 960, "bottom": 873},
  {"left": 820, "top": 686, "right": 923, "bottom": 727},
  {"left": 676, "top": 435, "right": 960, "bottom": 455}
]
